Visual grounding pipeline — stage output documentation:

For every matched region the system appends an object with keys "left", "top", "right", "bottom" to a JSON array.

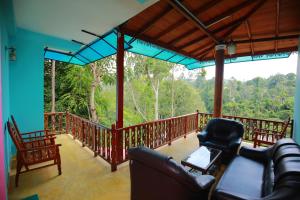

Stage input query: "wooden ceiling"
[{"left": 120, "top": 0, "right": 300, "bottom": 61}]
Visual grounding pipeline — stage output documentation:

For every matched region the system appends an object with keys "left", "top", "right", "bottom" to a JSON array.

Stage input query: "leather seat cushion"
[{"left": 214, "top": 156, "right": 265, "bottom": 199}]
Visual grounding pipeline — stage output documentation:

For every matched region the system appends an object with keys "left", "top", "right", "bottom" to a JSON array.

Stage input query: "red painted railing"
[
  {"left": 65, "top": 113, "right": 113, "bottom": 163},
  {"left": 114, "top": 113, "right": 199, "bottom": 166},
  {"left": 44, "top": 111, "right": 293, "bottom": 171},
  {"left": 197, "top": 112, "right": 293, "bottom": 141},
  {"left": 44, "top": 112, "right": 65, "bottom": 133}
]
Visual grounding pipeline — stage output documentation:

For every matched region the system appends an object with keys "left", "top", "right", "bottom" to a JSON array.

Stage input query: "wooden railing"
[
  {"left": 44, "top": 111, "right": 293, "bottom": 171},
  {"left": 114, "top": 113, "right": 199, "bottom": 167},
  {"left": 197, "top": 112, "right": 294, "bottom": 141},
  {"left": 65, "top": 113, "right": 113, "bottom": 163},
  {"left": 44, "top": 112, "right": 65, "bottom": 133}
]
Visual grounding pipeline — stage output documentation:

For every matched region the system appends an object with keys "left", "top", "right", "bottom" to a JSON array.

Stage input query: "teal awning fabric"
[
  {"left": 45, "top": 30, "right": 131, "bottom": 65},
  {"left": 189, "top": 52, "right": 292, "bottom": 70},
  {"left": 44, "top": 29, "right": 292, "bottom": 70}
]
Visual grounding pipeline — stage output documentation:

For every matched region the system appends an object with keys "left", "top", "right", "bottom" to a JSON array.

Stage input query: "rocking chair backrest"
[
  {"left": 7, "top": 121, "right": 25, "bottom": 150},
  {"left": 279, "top": 117, "right": 291, "bottom": 138},
  {"left": 11, "top": 115, "right": 21, "bottom": 136}
]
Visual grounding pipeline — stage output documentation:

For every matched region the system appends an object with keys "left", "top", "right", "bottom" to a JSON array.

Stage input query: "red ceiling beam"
[
  {"left": 191, "top": 0, "right": 267, "bottom": 57},
  {"left": 233, "top": 34, "right": 300, "bottom": 44},
  {"left": 275, "top": 0, "right": 280, "bottom": 51},
  {"left": 177, "top": 0, "right": 258, "bottom": 49},
  {"left": 155, "top": 0, "right": 221, "bottom": 40},
  {"left": 166, "top": 0, "right": 220, "bottom": 43},
  {"left": 245, "top": 20, "right": 254, "bottom": 55}
]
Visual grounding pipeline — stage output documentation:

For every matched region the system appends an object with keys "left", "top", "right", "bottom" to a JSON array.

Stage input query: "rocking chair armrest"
[
  {"left": 21, "top": 129, "right": 52, "bottom": 135},
  {"left": 20, "top": 144, "right": 62, "bottom": 152},
  {"left": 22, "top": 135, "right": 57, "bottom": 141}
]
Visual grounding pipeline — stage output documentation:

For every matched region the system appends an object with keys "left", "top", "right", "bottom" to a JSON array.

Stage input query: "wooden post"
[
  {"left": 115, "top": 31, "right": 124, "bottom": 168},
  {"left": 213, "top": 44, "right": 226, "bottom": 118},
  {"left": 111, "top": 124, "right": 117, "bottom": 172},
  {"left": 65, "top": 112, "right": 69, "bottom": 134},
  {"left": 116, "top": 31, "right": 124, "bottom": 129}
]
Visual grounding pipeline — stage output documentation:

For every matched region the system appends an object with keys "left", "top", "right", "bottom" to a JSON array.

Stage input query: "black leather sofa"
[
  {"left": 197, "top": 118, "right": 244, "bottom": 164},
  {"left": 213, "top": 138, "right": 300, "bottom": 200},
  {"left": 128, "top": 147, "right": 215, "bottom": 200}
]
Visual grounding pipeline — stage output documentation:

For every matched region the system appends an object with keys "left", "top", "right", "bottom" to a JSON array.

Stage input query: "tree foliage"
[{"left": 44, "top": 55, "right": 296, "bottom": 127}]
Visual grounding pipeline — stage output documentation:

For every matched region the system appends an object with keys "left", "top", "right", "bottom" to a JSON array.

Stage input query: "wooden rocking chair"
[
  {"left": 7, "top": 119, "right": 62, "bottom": 187},
  {"left": 253, "top": 117, "right": 290, "bottom": 148}
]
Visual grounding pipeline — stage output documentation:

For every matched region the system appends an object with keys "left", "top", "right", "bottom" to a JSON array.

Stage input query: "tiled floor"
[{"left": 8, "top": 133, "right": 199, "bottom": 200}]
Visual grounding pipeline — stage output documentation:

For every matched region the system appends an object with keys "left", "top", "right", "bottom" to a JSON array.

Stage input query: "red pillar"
[
  {"left": 213, "top": 44, "right": 226, "bottom": 118},
  {"left": 116, "top": 32, "right": 124, "bottom": 128},
  {"left": 113, "top": 31, "right": 124, "bottom": 170}
]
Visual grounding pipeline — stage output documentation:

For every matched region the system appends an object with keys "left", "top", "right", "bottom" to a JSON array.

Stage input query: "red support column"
[
  {"left": 213, "top": 44, "right": 226, "bottom": 118},
  {"left": 116, "top": 32, "right": 124, "bottom": 129},
  {"left": 114, "top": 31, "right": 124, "bottom": 170}
]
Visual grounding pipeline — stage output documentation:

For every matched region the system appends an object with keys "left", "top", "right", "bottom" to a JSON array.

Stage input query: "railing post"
[
  {"left": 44, "top": 113, "right": 48, "bottom": 130},
  {"left": 196, "top": 110, "right": 199, "bottom": 131},
  {"left": 111, "top": 124, "right": 118, "bottom": 172},
  {"left": 168, "top": 120, "right": 172, "bottom": 145},
  {"left": 290, "top": 119, "right": 294, "bottom": 138},
  {"left": 93, "top": 125, "right": 97, "bottom": 157},
  {"left": 82, "top": 121, "right": 85, "bottom": 147},
  {"left": 184, "top": 117, "right": 187, "bottom": 138},
  {"left": 65, "top": 112, "right": 69, "bottom": 134}
]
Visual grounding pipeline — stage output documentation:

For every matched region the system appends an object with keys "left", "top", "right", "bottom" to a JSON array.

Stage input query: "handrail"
[{"left": 44, "top": 111, "right": 293, "bottom": 172}]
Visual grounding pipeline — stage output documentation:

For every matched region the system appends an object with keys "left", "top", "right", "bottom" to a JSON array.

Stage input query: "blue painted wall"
[
  {"left": 293, "top": 38, "right": 300, "bottom": 143},
  {"left": 9, "top": 28, "right": 80, "bottom": 133}
]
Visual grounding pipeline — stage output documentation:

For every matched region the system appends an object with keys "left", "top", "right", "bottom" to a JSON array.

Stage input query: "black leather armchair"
[
  {"left": 213, "top": 138, "right": 300, "bottom": 200},
  {"left": 197, "top": 118, "right": 244, "bottom": 164},
  {"left": 128, "top": 147, "right": 215, "bottom": 200}
]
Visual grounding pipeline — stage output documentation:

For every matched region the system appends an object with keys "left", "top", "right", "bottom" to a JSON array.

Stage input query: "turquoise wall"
[
  {"left": 293, "top": 38, "right": 300, "bottom": 143},
  {"left": 0, "top": 1, "right": 80, "bottom": 197},
  {"left": 9, "top": 28, "right": 80, "bottom": 132}
]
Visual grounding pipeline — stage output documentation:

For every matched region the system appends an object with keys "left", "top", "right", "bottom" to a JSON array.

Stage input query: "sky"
[
  {"left": 176, "top": 52, "right": 298, "bottom": 81},
  {"left": 202, "top": 53, "right": 298, "bottom": 81}
]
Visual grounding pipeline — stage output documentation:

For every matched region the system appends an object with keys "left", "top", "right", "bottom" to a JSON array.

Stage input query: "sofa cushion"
[{"left": 214, "top": 156, "right": 265, "bottom": 199}]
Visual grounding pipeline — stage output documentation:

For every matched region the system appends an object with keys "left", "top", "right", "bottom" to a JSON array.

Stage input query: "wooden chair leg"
[
  {"left": 15, "top": 160, "right": 22, "bottom": 187},
  {"left": 57, "top": 150, "right": 62, "bottom": 175}
]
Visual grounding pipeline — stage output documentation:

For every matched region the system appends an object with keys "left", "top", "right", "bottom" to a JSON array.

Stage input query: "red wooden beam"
[
  {"left": 245, "top": 20, "right": 254, "bottom": 55},
  {"left": 169, "top": 0, "right": 257, "bottom": 48},
  {"left": 275, "top": 0, "right": 280, "bottom": 51},
  {"left": 167, "top": 0, "right": 220, "bottom": 44},
  {"left": 191, "top": 0, "right": 267, "bottom": 57},
  {"left": 155, "top": 0, "right": 221, "bottom": 40},
  {"left": 116, "top": 32, "right": 124, "bottom": 129}
]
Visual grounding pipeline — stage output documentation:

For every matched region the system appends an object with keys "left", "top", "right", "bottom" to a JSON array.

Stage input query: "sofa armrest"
[
  {"left": 197, "top": 131, "right": 208, "bottom": 143},
  {"left": 229, "top": 137, "right": 242, "bottom": 149},
  {"left": 239, "top": 146, "right": 271, "bottom": 163},
  {"left": 194, "top": 175, "right": 215, "bottom": 190}
]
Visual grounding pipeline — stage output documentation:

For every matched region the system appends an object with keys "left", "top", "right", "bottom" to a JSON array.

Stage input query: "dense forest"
[{"left": 44, "top": 53, "right": 295, "bottom": 127}]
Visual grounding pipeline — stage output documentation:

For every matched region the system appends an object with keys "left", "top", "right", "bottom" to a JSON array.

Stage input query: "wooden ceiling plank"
[
  {"left": 234, "top": 34, "right": 300, "bottom": 44},
  {"left": 155, "top": 0, "right": 221, "bottom": 40},
  {"left": 205, "top": 0, "right": 257, "bottom": 28},
  {"left": 179, "top": 0, "right": 265, "bottom": 51},
  {"left": 121, "top": 5, "right": 173, "bottom": 38},
  {"left": 192, "top": 0, "right": 267, "bottom": 58},
  {"left": 167, "top": 0, "right": 220, "bottom": 43}
]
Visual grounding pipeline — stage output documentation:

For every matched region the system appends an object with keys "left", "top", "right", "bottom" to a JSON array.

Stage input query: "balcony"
[{"left": 7, "top": 112, "right": 292, "bottom": 199}]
